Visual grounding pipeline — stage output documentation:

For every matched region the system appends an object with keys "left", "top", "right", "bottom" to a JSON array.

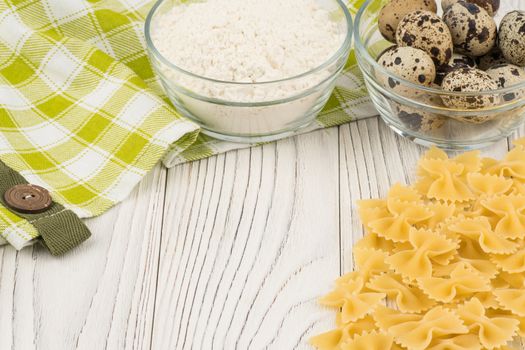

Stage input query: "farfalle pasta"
[
  {"left": 416, "top": 159, "right": 475, "bottom": 202},
  {"left": 456, "top": 298, "right": 519, "bottom": 349},
  {"left": 467, "top": 173, "right": 513, "bottom": 197},
  {"left": 387, "top": 228, "right": 457, "bottom": 279},
  {"left": 418, "top": 263, "right": 491, "bottom": 303},
  {"left": 418, "top": 202, "right": 457, "bottom": 230},
  {"left": 375, "top": 306, "right": 469, "bottom": 350},
  {"left": 338, "top": 330, "right": 395, "bottom": 350},
  {"left": 310, "top": 316, "right": 378, "bottom": 350},
  {"left": 494, "top": 289, "right": 525, "bottom": 317},
  {"left": 484, "top": 146, "right": 525, "bottom": 180},
  {"left": 426, "top": 334, "right": 481, "bottom": 350},
  {"left": 491, "top": 242, "right": 525, "bottom": 273},
  {"left": 352, "top": 247, "right": 390, "bottom": 279},
  {"left": 482, "top": 195, "right": 525, "bottom": 240},
  {"left": 319, "top": 272, "right": 386, "bottom": 324},
  {"left": 367, "top": 272, "right": 435, "bottom": 313},
  {"left": 369, "top": 198, "right": 432, "bottom": 243},
  {"left": 312, "top": 139, "right": 525, "bottom": 350},
  {"left": 448, "top": 217, "right": 518, "bottom": 254}
]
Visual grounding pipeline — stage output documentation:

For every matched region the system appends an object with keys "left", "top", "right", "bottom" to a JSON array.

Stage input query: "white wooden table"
[{"left": 0, "top": 116, "right": 522, "bottom": 350}]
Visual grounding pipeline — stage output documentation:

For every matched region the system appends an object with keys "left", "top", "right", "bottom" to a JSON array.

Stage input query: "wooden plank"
[
  {"left": 0, "top": 165, "right": 166, "bottom": 350},
  {"left": 152, "top": 128, "right": 341, "bottom": 350}
]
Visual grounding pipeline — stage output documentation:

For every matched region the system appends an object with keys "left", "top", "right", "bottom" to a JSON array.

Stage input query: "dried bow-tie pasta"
[
  {"left": 456, "top": 256, "right": 499, "bottom": 280},
  {"left": 467, "top": 173, "right": 513, "bottom": 197},
  {"left": 494, "top": 289, "right": 525, "bottom": 317},
  {"left": 453, "top": 151, "right": 482, "bottom": 174},
  {"left": 386, "top": 228, "right": 457, "bottom": 279},
  {"left": 312, "top": 140, "right": 525, "bottom": 350},
  {"left": 419, "top": 201, "right": 457, "bottom": 230},
  {"left": 491, "top": 242, "right": 525, "bottom": 273},
  {"left": 374, "top": 306, "right": 469, "bottom": 350},
  {"left": 474, "top": 291, "right": 501, "bottom": 310},
  {"left": 356, "top": 199, "right": 388, "bottom": 232},
  {"left": 367, "top": 272, "right": 435, "bottom": 313},
  {"left": 417, "top": 263, "right": 490, "bottom": 303},
  {"left": 387, "top": 183, "right": 421, "bottom": 203},
  {"left": 369, "top": 200, "right": 432, "bottom": 242},
  {"left": 338, "top": 330, "right": 394, "bottom": 350},
  {"left": 319, "top": 272, "right": 386, "bottom": 324},
  {"left": 481, "top": 195, "right": 525, "bottom": 240},
  {"left": 456, "top": 298, "right": 519, "bottom": 349},
  {"left": 426, "top": 334, "right": 481, "bottom": 350},
  {"left": 353, "top": 232, "right": 396, "bottom": 254},
  {"left": 309, "top": 315, "right": 377, "bottom": 350},
  {"left": 422, "top": 147, "right": 448, "bottom": 160},
  {"left": 484, "top": 146, "right": 525, "bottom": 180},
  {"left": 448, "top": 217, "right": 518, "bottom": 254},
  {"left": 416, "top": 150, "right": 481, "bottom": 203},
  {"left": 495, "top": 271, "right": 525, "bottom": 289},
  {"left": 417, "top": 159, "right": 475, "bottom": 202},
  {"left": 352, "top": 247, "right": 390, "bottom": 279}
]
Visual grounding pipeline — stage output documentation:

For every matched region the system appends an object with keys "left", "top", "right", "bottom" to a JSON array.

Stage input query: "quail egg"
[
  {"left": 441, "top": 67, "right": 499, "bottom": 122},
  {"left": 476, "top": 47, "right": 508, "bottom": 70},
  {"left": 435, "top": 53, "right": 477, "bottom": 85},
  {"left": 376, "top": 45, "right": 398, "bottom": 61},
  {"left": 396, "top": 10, "right": 453, "bottom": 66},
  {"left": 378, "top": 46, "right": 436, "bottom": 96},
  {"left": 499, "top": 11, "right": 525, "bottom": 67},
  {"left": 443, "top": 2, "right": 497, "bottom": 57},
  {"left": 378, "top": 0, "right": 438, "bottom": 42},
  {"left": 394, "top": 97, "right": 446, "bottom": 132},
  {"left": 487, "top": 64, "right": 525, "bottom": 102},
  {"left": 441, "top": 0, "right": 499, "bottom": 16}
]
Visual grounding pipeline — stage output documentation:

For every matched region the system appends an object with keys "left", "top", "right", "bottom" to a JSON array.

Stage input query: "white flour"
[{"left": 149, "top": 0, "right": 348, "bottom": 138}]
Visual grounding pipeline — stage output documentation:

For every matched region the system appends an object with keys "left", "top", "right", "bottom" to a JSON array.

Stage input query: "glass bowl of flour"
[{"left": 145, "top": 0, "right": 352, "bottom": 142}]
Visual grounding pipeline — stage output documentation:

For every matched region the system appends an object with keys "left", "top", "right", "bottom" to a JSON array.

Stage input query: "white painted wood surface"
[
  {"left": 152, "top": 129, "right": 340, "bottom": 350},
  {"left": 0, "top": 119, "right": 523, "bottom": 350}
]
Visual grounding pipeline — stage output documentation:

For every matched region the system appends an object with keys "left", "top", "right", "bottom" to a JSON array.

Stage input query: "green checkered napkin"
[{"left": 0, "top": 0, "right": 375, "bottom": 252}]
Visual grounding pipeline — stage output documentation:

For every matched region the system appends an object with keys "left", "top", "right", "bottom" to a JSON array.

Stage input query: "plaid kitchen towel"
[{"left": 0, "top": 0, "right": 375, "bottom": 253}]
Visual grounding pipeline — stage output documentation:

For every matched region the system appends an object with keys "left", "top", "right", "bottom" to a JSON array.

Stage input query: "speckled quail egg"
[
  {"left": 441, "top": 68, "right": 499, "bottom": 122},
  {"left": 378, "top": 46, "right": 436, "bottom": 96},
  {"left": 441, "top": 0, "right": 499, "bottom": 16},
  {"left": 476, "top": 47, "right": 508, "bottom": 70},
  {"left": 499, "top": 11, "right": 525, "bottom": 67},
  {"left": 396, "top": 10, "right": 453, "bottom": 66},
  {"left": 435, "top": 53, "right": 477, "bottom": 85},
  {"left": 378, "top": 0, "right": 437, "bottom": 43},
  {"left": 376, "top": 45, "right": 398, "bottom": 61},
  {"left": 487, "top": 64, "right": 525, "bottom": 102},
  {"left": 443, "top": 2, "right": 497, "bottom": 57},
  {"left": 394, "top": 97, "right": 446, "bottom": 132}
]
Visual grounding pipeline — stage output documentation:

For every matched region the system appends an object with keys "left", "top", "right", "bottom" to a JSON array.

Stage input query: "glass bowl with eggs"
[
  {"left": 354, "top": 0, "right": 525, "bottom": 150},
  {"left": 145, "top": 0, "right": 353, "bottom": 143}
]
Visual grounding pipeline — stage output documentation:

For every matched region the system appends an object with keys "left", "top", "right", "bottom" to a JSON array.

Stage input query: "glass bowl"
[
  {"left": 354, "top": 0, "right": 525, "bottom": 150},
  {"left": 145, "top": 0, "right": 353, "bottom": 143}
]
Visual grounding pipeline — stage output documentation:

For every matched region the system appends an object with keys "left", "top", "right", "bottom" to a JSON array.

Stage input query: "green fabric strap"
[{"left": 0, "top": 160, "right": 91, "bottom": 255}]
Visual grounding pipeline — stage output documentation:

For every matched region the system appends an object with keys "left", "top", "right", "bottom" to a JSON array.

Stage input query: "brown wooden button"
[{"left": 4, "top": 184, "right": 53, "bottom": 214}]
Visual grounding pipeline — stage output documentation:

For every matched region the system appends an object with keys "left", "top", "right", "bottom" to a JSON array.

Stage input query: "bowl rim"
[
  {"left": 353, "top": 0, "right": 525, "bottom": 97},
  {"left": 144, "top": 0, "right": 354, "bottom": 86}
]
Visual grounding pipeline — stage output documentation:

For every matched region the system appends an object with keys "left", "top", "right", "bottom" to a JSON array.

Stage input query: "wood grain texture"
[
  {"left": 0, "top": 165, "right": 167, "bottom": 350},
  {"left": 152, "top": 129, "right": 341, "bottom": 350},
  {"left": 0, "top": 118, "right": 524, "bottom": 350}
]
